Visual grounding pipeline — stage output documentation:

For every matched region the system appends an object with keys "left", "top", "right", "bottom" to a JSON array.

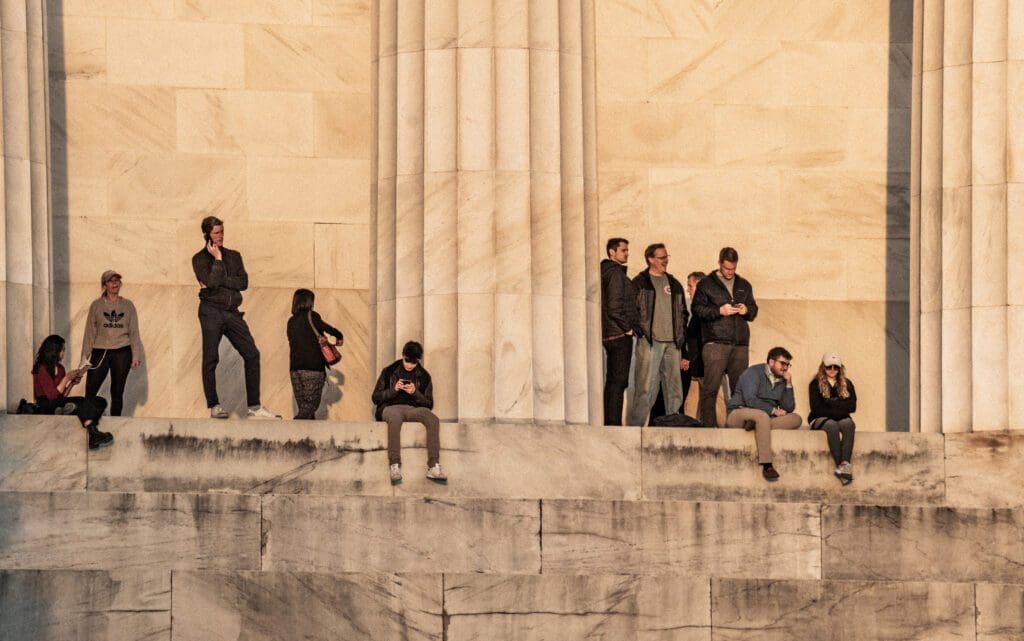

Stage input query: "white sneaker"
[
  {"left": 426, "top": 463, "right": 448, "bottom": 483},
  {"left": 210, "top": 405, "right": 229, "bottom": 419},
  {"left": 839, "top": 461, "right": 853, "bottom": 480},
  {"left": 247, "top": 405, "right": 281, "bottom": 419},
  {"left": 389, "top": 463, "right": 402, "bottom": 485}
]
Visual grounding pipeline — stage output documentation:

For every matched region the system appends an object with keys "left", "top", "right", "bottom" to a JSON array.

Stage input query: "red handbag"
[{"left": 308, "top": 311, "right": 341, "bottom": 366}]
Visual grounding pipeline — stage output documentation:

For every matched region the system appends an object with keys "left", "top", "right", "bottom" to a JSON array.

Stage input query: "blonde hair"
[{"left": 816, "top": 362, "right": 850, "bottom": 398}]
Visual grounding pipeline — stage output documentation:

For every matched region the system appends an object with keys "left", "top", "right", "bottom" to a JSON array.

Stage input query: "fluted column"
[
  {"left": 912, "top": 0, "right": 1015, "bottom": 432},
  {"left": 372, "top": 0, "right": 601, "bottom": 423},
  {"left": 1, "top": 0, "right": 51, "bottom": 410}
]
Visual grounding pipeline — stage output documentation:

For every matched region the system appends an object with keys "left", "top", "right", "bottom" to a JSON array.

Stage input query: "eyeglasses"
[
  {"left": 652, "top": 254, "right": 669, "bottom": 261},
  {"left": 824, "top": 364, "right": 840, "bottom": 371},
  {"left": 772, "top": 359, "right": 791, "bottom": 369}
]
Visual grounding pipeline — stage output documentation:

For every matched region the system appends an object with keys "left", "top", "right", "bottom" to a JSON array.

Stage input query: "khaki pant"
[
  {"left": 726, "top": 407, "right": 802, "bottom": 464},
  {"left": 382, "top": 404, "right": 441, "bottom": 467}
]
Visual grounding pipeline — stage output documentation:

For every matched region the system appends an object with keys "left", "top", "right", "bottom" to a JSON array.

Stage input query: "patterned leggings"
[{"left": 290, "top": 370, "right": 325, "bottom": 419}]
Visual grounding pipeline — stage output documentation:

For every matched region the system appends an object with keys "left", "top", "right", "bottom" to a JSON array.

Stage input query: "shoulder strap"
[{"left": 307, "top": 311, "right": 322, "bottom": 339}]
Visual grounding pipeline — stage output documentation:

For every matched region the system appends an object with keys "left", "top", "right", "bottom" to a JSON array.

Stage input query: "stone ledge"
[{"left": 0, "top": 415, "right": 86, "bottom": 492}]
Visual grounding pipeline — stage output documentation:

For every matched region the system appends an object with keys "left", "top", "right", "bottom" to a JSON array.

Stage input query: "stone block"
[
  {"left": 312, "top": 0, "right": 368, "bottom": 26},
  {"left": 244, "top": 24, "right": 370, "bottom": 92},
  {"left": 0, "top": 569, "right": 170, "bottom": 641},
  {"left": 58, "top": 0, "right": 174, "bottom": 19},
  {"left": 171, "top": 571, "right": 441, "bottom": 641},
  {"left": 597, "top": 102, "right": 713, "bottom": 169},
  {"left": 227, "top": 222, "right": 316, "bottom": 288},
  {"left": 176, "top": 90, "right": 314, "bottom": 156},
  {"left": 595, "top": 36, "right": 647, "bottom": 102},
  {"left": 781, "top": 41, "right": 908, "bottom": 109},
  {"left": 0, "top": 415, "right": 86, "bottom": 492},
  {"left": 822, "top": 504, "right": 1024, "bottom": 582},
  {"left": 649, "top": 168, "right": 780, "bottom": 235},
  {"left": 642, "top": 427, "right": 943, "bottom": 505},
  {"left": 647, "top": 38, "right": 783, "bottom": 106},
  {"left": 87, "top": 417, "right": 391, "bottom": 495},
  {"left": 262, "top": 495, "right": 540, "bottom": 574},
  {"left": 0, "top": 492, "right": 261, "bottom": 571},
  {"left": 106, "top": 19, "right": 244, "bottom": 88},
  {"left": 313, "top": 92, "right": 372, "bottom": 159},
  {"left": 945, "top": 432, "right": 1024, "bottom": 507},
  {"left": 246, "top": 157, "right": 370, "bottom": 223},
  {"left": 55, "top": 81, "right": 176, "bottom": 152},
  {"left": 393, "top": 423, "right": 641, "bottom": 500},
  {"left": 542, "top": 499, "right": 820, "bottom": 579},
  {"left": 47, "top": 15, "right": 106, "bottom": 80},
  {"left": 977, "top": 583, "right": 1024, "bottom": 641},
  {"left": 107, "top": 152, "right": 246, "bottom": 220},
  {"left": 711, "top": 578, "right": 975, "bottom": 641},
  {"left": 313, "top": 223, "right": 370, "bottom": 289},
  {"left": 175, "top": 0, "right": 313, "bottom": 24},
  {"left": 57, "top": 216, "right": 179, "bottom": 285},
  {"left": 445, "top": 574, "right": 710, "bottom": 641}
]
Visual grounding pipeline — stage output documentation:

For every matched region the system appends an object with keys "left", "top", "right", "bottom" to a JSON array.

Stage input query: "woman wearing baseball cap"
[
  {"left": 808, "top": 351, "right": 857, "bottom": 484},
  {"left": 79, "top": 269, "right": 144, "bottom": 416}
]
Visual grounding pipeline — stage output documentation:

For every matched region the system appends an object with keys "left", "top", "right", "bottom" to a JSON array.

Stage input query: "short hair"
[
  {"left": 687, "top": 271, "right": 706, "bottom": 282},
  {"left": 644, "top": 243, "right": 666, "bottom": 266},
  {"left": 201, "top": 216, "right": 224, "bottom": 237},
  {"left": 606, "top": 237, "right": 628, "bottom": 256},
  {"left": 719, "top": 247, "right": 739, "bottom": 263},
  {"left": 767, "top": 346, "right": 792, "bottom": 362},
  {"left": 402, "top": 341, "right": 424, "bottom": 363},
  {"left": 291, "top": 288, "right": 315, "bottom": 315}
]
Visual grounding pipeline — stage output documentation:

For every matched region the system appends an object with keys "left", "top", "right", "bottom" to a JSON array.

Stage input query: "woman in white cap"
[
  {"left": 80, "top": 270, "right": 143, "bottom": 416},
  {"left": 807, "top": 352, "right": 857, "bottom": 484}
]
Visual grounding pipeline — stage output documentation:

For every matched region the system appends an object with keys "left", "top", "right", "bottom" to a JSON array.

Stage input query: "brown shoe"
[
  {"left": 743, "top": 420, "right": 756, "bottom": 431},
  {"left": 762, "top": 465, "right": 780, "bottom": 482}
]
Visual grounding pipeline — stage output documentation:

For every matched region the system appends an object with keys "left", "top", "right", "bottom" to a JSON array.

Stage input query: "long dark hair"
[
  {"left": 32, "top": 335, "right": 65, "bottom": 375},
  {"left": 291, "top": 288, "right": 315, "bottom": 315}
]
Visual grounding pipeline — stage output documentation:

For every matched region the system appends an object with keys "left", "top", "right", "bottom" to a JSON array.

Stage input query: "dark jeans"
[
  {"left": 649, "top": 367, "right": 694, "bottom": 421},
  {"left": 382, "top": 404, "right": 441, "bottom": 467},
  {"left": 603, "top": 335, "right": 632, "bottom": 426},
  {"left": 290, "top": 369, "right": 325, "bottom": 419},
  {"left": 820, "top": 418, "right": 856, "bottom": 465},
  {"left": 199, "top": 302, "right": 261, "bottom": 408},
  {"left": 39, "top": 395, "right": 107, "bottom": 429},
  {"left": 699, "top": 343, "right": 748, "bottom": 427},
  {"left": 85, "top": 346, "right": 132, "bottom": 416}
]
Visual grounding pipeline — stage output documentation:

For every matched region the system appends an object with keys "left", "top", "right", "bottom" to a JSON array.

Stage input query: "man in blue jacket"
[{"left": 726, "top": 346, "right": 802, "bottom": 481}]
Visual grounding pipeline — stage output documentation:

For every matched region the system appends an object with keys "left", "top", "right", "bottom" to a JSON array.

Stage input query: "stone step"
[
  {"left": 3, "top": 569, "right": 1021, "bottom": 641},
  {"left": 2, "top": 491, "right": 1023, "bottom": 585},
  {"left": 4, "top": 414, "right": 1021, "bottom": 506}
]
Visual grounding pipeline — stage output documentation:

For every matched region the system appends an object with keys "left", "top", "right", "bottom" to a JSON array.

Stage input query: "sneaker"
[
  {"left": 838, "top": 461, "right": 853, "bottom": 482},
  {"left": 426, "top": 463, "right": 448, "bottom": 483},
  {"left": 389, "top": 463, "right": 402, "bottom": 485},
  {"left": 742, "top": 420, "right": 756, "bottom": 432},
  {"left": 55, "top": 402, "right": 77, "bottom": 415},
  {"left": 247, "top": 405, "right": 281, "bottom": 420},
  {"left": 87, "top": 426, "right": 114, "bottom": 450},
  {"left": 762, "top": 465, "right": 780, "bottom": 482},
  {"left": 210, "top": 405, "right": 229, "bottom": 419}
]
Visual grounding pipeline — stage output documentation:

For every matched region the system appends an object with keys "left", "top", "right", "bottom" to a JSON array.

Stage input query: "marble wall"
[
  {"left": 46, "top": 0, "right": 374, "bottom": 419},
  {"left": 595, "top": 0, "right": 913, "bottom": 430}
]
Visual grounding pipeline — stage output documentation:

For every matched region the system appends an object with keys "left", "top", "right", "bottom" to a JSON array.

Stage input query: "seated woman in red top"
[{"left": 33, "top": 334, "right": 113, "bottom": 450}]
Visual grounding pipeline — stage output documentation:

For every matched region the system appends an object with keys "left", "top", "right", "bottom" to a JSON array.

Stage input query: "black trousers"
[
  {"left": 85, "top": 346, "right": 132, "bottom": 416},
  {"left": 199, "top": 302, "right": 261, "bottom": 408},
  {"left": 603, "top": 335, "right": 632, "bottom": 426},
  {"left": 40, "top": 395, "right": 107, "bottom": 428}
]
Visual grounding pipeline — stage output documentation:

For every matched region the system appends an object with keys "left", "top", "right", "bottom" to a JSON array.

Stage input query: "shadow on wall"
[
  {"left": 49, "top": 0, "right": 70, "bottom": 340},
  {"left": 886, "top": 0, "right": 913, "bottom": 431}
]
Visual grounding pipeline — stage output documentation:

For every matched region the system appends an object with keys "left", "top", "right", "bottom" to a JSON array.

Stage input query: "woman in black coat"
[
  {"left": 808, "top": 352, "right": 857, "bottom": 484},
  {"left": 286, "top": 289, "right": 343, "bottom": 419}
]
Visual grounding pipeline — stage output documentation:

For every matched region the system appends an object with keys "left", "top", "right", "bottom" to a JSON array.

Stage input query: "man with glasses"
[
  {"left": 626, "top": 243, "right": 688, "bottom": 426},
  {"left": 725, "top": 346, "right": 802, "bottom": 481}
]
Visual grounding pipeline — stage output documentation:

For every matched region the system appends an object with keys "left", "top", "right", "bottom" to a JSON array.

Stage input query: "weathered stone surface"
[
  {"left": 88, "top": 417, "right": 391, "bottom": 496},
  {"left": 0, "top": 570, "right": 169, "bottom": 641},
  {"left": 445, "top": 573, "right": 710, "bottom": 641},
  {"left": 542, "top": 499, "right": 820, "bottom": 579},
  {"left": 262, "top": 495, "right": 540, "bottom": 574},
  {"left": 0, "top": 492, "right": 260, "bottom": 571},
  {"left": 711, "top": 578, "right": 975, "bottom": 641},
  {"left": 0, "top": 415, "right": 86, "bottom": 491},
  {"left": 394, "top": 423, "right": 641, "bottom": 500},
  {"left": 945, "top": 431, "right": 1024, "bottom": 507},
  {"left": 643, "top": 427, "right": 944, "bottom": 505},
  {"left": 822, "top": 505, "right": 1024, "bottom": 582},
  {"left": 172, "top": 571, "right": 441, "bottom": 641},
  {"left": 977, "top": 583, "right": 1024, "bottom": 641}
]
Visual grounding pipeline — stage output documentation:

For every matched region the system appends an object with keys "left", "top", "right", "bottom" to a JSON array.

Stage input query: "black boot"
[{"left": 86, "top": 424, "right": 114, "bottom": 450}]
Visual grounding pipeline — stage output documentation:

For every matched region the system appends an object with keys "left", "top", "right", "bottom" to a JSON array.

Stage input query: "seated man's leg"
[
  {"left": 382, "top": 405, "right": 409, "bottom": 465},
  {"left": 726, "top": 407, "right": 773, "bottom": 463},
  {"left": 769, "top": 413, "right": 802, "bottom": 431},
  {"left": 407, "top": 406, "right": 442, "bottom": 467}
]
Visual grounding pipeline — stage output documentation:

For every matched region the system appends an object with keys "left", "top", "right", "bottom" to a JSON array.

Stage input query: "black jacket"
[
  {"left": 692, "top": 271, "right": 758, "bottom": 346},
  {"left": 371, "top": 359, "right": 434, "bottom": 421},
  {"left": 601, "top": 259, "right": 640, "bottom": 338},
  {"left": 683, "top": 309, "right": 704, "bottom": 377},
  {"left": 192, "top": 246, "right": 248, "bottom": 310},
  {"left": 287, "top": 311, "right": 344, "bottom": 372},
  {"left": 632, "top": 269, "right": 688, "bottom": 349},
  {"left": 808, "top": 378, "right": 858, "bottom": 424}
]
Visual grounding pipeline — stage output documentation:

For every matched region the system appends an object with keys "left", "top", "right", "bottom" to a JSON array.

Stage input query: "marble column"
[
  {"left": 372, "top": 0, "right": 601, "bottom": 423},
  {"left": 912, "top": 0, "right": 1016, "bottom": 432},
  {"left": 1, "top": 0, "right": 51, "bottom": 411}
]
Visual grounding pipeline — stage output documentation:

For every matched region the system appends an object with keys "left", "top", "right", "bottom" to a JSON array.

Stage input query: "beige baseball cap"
[
  {"left": 100, "top": 270, "right": 122, "bottom": 287},
  {"left": 821, "top": 351, "right": 842, "bottom": 367}
]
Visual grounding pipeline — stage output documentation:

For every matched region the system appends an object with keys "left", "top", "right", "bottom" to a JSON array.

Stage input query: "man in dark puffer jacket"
[{"left": 601, "top": 237, "right": 640, "bottom": 425}]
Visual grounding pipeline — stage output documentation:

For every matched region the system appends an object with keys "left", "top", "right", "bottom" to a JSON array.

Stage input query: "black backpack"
[
  {"left": 650, "top": 412, "right": 703, "bottom": 428},
  {"left": 16, "top": 398, "right": 40, "bottom": 414}
]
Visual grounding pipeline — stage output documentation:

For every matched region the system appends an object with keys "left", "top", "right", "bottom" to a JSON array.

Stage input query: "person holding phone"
[
  {"left": 191, "top": 215, "right": 279, "bottom": 420},
  {"left": 32, "top": 334, "right": 113, "bottom": 449},
  {"left": 80, "top": 270, "right": 143, "bottom": 416},
  {"left": 692, "top": 247, "right": 759, "bottom": 427},
  {"left": 371, "top": 341, "right": 447, "bottom": 485}
]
